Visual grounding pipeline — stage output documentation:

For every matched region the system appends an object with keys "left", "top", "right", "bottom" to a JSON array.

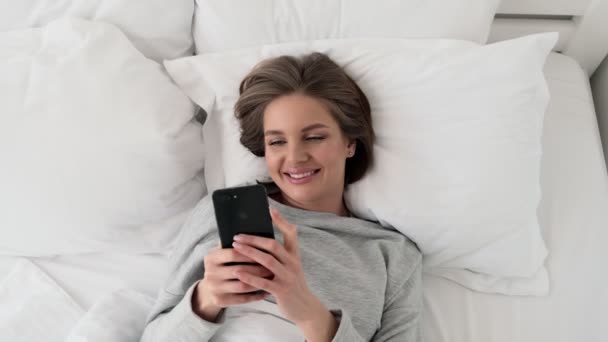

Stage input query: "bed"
[
  {"left": 421, "top": 51, "right": 608, "bottom": 342},
  {"left": 1, "top": 1, "right": 607, "bottom": 341}
]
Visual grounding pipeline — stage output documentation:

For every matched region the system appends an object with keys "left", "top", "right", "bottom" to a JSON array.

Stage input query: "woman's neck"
[{"left": 272, "top": 191, "right": 350, "bottom": 217}]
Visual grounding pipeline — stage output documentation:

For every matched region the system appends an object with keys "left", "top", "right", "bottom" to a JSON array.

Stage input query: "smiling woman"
[
  {"left": 261, "top": 95, "right": 354, "bottom": 215},
  {"left": 141, "top": 53, "right": 422, "bottom": 342},
  {"left": 235, "top": 53, "right": 375, "bottom": 216}
]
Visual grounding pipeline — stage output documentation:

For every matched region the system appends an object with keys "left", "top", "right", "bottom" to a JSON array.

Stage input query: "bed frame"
[
  {"left": 592, "top": 57, "right": 608, "bottom": 169},
  {"left": 490, "top": 0, "right": 608, "bottom": 167}
]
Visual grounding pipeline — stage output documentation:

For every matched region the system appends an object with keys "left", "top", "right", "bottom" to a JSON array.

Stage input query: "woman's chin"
[{"left": 279, "top": 183, "right": 319, "bottom": 205}]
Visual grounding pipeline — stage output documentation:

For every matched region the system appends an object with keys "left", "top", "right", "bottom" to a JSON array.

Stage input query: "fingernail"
[
  {"left": 233, "top": 235, "right": 243, "bottom": 242},
  {"left": 232, "top": 241, "right": 241, "bottom": 248}
]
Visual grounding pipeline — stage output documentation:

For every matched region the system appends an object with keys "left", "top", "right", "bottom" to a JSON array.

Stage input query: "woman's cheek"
[{"left": 265, "top": 153, "right": 280, "bottom": 176}]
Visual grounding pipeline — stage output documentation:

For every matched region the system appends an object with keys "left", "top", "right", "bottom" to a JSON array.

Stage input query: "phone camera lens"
[{"left": 233, "top": 195, "right": 238, "bottom": 199}]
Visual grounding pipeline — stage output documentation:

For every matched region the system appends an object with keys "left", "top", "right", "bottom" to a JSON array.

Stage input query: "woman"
[{"left": 141, "top": 53, "right": 422, "bottom": 342}]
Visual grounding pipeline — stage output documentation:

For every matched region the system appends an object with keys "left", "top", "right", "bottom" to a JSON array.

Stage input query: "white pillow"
[
  {"left": 192, "top": 0, "right": 501, "bottom": 53},
  {"left": 0, "top": 0, "right": 194, "bottom": 61},
  {"left": 0, "top": 18, "right": 205, "bottom": 256},
  {"left": 165, "top": 33, "right": 558, "bottom": 295}
]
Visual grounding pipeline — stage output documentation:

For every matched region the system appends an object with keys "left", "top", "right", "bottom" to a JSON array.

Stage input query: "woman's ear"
[{"left": 347, "top": 141, "right": 356, "bottom": 157}]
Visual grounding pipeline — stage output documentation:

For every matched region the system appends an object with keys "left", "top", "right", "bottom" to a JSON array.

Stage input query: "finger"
[
  {"left": 207, "top": 245, "right": 224, "bottom": 263},
  {"left": 236, "top": 271, "right": 278, "bottom": 295},
  {"left": 233, "top": 234, "right": 290, "bottom": 264},
  {"left": 217, "top": 264, "right": 274, "bottom": 281},
  {"left": 209, "top": 248, "right": 257, "bottom": 265},
  {"left": 221, "top": 280, "right": 261, "bottom": 294},
  {"left": 269, "top": 207, "right": 299, "bottom": 254},
  {"left": 232, "top": 241, "right": 287, "bottom": 279}
]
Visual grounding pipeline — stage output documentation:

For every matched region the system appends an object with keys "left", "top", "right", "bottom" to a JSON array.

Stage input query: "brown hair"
[{"left": 235, "top": 52, "right": 374, "bottom": 184}]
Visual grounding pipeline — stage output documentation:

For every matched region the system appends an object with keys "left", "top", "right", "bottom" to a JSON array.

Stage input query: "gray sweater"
[{"left": 140, "top": 195, "right": 422, "bottom": 342}]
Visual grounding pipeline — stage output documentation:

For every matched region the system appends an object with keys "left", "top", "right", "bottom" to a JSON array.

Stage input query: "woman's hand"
[
  {"left": 232, "top": 207, "right": 338, "bottom": 340},
  {"left": 192, "top": 243, "right": 273, "bottom": 321}
]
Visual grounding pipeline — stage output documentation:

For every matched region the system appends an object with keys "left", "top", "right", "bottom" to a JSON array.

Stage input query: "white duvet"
[
  {"left": 0, "top": 259, "right": 83, "bottom": 341},
  {"left": 211, "top": 301, "right": 305, "bottom": 341},
  {"left": 0, "top": 259, "right": 302, "bottom": 342},
  {"left": 0, "top": 259, "right": 154, "bottom": 342}
]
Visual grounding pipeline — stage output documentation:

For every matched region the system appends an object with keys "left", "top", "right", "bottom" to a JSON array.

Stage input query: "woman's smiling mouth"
[{"left": 284, "top": 169, "right": 321, "bottom": 184}]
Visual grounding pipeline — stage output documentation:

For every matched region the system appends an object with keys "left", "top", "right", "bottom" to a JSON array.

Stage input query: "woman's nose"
[{"left": 286, "top": 144, "right": 309, "bottom": 163}]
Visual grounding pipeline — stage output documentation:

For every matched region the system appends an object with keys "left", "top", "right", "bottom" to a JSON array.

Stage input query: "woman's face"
[{"left": 263, "top": 94, "right": 354, "bottom": 210}]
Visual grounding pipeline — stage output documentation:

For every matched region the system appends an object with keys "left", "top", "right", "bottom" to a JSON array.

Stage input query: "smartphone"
[{"left": 212, "top": 184, "right": 275, "bottom": 250}]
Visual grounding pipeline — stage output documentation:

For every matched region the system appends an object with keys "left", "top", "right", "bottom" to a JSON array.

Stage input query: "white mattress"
[
  {"left": 421, "top": 52, "right": 608, "bottom": 342},
  {"left": 0, "top": 52, "right": 607, "bottom": 341}
]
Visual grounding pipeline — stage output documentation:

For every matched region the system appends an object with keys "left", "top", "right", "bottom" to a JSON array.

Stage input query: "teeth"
[{"left": 289, "top": 171, "right": 315, "bottom": 179}]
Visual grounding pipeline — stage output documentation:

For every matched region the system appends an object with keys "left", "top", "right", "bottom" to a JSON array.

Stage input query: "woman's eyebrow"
[
  {"left": 301, "top": 123, "right": 329, "bottom": 132},
  {"left": 264, "top": 123, "right": 329, "bottom": 136},
  {"left": 264, "top": 129, "right": 283, "bottom": 136}
]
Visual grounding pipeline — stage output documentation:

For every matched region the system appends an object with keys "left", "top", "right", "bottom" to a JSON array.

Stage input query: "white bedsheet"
[{"left": 421, "top": 52, "right": 608, "bottom": 342}]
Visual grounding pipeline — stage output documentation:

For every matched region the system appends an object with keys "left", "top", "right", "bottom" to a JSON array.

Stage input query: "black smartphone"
[{"left": 212, "top": 184, "right": 275, "bottom": 250}]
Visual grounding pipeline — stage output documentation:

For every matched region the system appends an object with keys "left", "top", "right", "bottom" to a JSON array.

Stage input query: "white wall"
[{"left": 563, "top": 0, "right": 608, "bottom": 76}]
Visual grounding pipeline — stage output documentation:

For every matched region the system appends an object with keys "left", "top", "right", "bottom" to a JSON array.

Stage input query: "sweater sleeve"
[
  {"left": 140, "top": 282, "right": 223, "bottom": 342},
  {"left": 327, "top": 308, "right": 366, "bottom": 342},
  {"left": 371, "top": 260, "right": 422, "bottom": 342},
  {"left": 140, "top": 196, "right": 223, "bottom": 342},
  {"left": 331, "top": 259, "right": 422, "bottom": 342}
]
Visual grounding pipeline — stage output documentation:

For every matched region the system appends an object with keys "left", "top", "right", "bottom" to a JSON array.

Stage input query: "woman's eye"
[
  {"left": 268, "top": 140, "right": 285, "bottom": 146},
  {"left": 306, "top": 136, "right": 325, "bottom": 141}
]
